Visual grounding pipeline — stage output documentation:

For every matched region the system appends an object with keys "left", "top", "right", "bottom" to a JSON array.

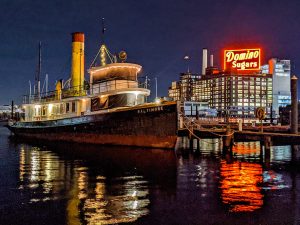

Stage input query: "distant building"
[
  {"left": 169, "top": 72, "right": 272, "bottom": 120},
  {"left": 279, "top": 103, "right": 300, "bottom": 125},
  {"left": 182, "top": 101, "right": 211, "bottom": 116},
  {"left": 169, "top": 73, "right": 201, "bottom": 102},
  {"left": 169, "top": 81, "right": 181, "bottom": 101},
  {"left": 0, "top": 105, "right": 22, "bottom": 120},
  {"left": 261, "top": 59, "right": 291, "bottom": 117},
  {"left": 0, "top": 105, "right": 12, "bottom": 114},
  {"left": 168, "top": 48, "right": 290, "bottom": 121}
]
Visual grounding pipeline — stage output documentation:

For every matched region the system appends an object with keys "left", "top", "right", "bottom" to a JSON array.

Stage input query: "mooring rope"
[
  {"left": 180, "top": 114, "right": 235, "bottom": 146},
  {"left": 182, "top": 121, "right": 221, "bottom": 144}
]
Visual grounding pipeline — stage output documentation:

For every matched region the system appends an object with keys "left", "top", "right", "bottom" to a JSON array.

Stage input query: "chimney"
[
  {"left": 71, "top": 32, "right": 85, "bottom": 95},
  {"left": 210, "top": 54, "right": 214, "bottom": 67},
  {"left": 268, "top": 58, "right": 277, "bottom": 75},
  {"left": 202, "top": 48, "right": 208, "bottom": 75}
]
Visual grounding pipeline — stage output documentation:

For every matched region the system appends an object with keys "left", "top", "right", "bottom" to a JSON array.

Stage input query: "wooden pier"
[
  {"left": 179, "top": 128, "right": 300, "bottom": 143},
  {"left": 177, "top": 112, "right": 300, "bottom": 154},
  {"left": 177, "top": 74, "right": 299, "bottom": 148},
  {"left": 178, "top": 127, "right": 300, "bottom": 145}
]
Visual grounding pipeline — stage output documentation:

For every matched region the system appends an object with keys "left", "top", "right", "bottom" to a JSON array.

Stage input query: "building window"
[
  {"left": 42, "top": 106, "right": 46, "bottom": 116},
  {"left": 72, "top": 102, "right": 76, "bottom": 113},
  {"left": 66, "top": 103, "right": 70, "bottom": 113},
  {"left": 60, "top": 104, "right": 64, "bottom": 114}
]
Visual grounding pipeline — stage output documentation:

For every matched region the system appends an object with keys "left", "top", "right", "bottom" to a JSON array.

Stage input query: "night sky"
[{"left": 1, "top": 0, "right": 300, "bottom": 105}]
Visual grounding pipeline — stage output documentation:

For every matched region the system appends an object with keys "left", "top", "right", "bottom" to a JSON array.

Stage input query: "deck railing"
[
  {"left": 22, "top": 85, "right": 88, "bottom": 104},
  {"left": 22, "top": 79, "right": 148, "bottom": 104},
  {"left": 90, "top": 80, "right": 147, "bottom": 95}
]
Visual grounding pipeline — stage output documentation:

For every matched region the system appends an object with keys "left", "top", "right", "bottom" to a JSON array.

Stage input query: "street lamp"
[
  {"left": 154, "top": 77, "right": 158, "bottom": 99},
  {"left": 184, "top": 55, "right": 190, "bottom": 73}
]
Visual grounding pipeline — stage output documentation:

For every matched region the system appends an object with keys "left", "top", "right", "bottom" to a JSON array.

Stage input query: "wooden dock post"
[
  {"left": 263, "top": 136, "right": 271, "bottom": 168},
  {"left": 238, "top": 119, "right": 242, "bottom": 131},
  {"left": 11, "top": 100, "right": 14, "bottom": 120},
  {"left": 180, "top": 137, "right": 189, "bottom": 156},
  {"left": 196, "top": 105, "right": 199, "bottom": 120},
  {"left": 196, "top": 139, "right": 200, "bottom": 151},
  {"left": 291, "top": 75, "right": 298, "bottom": 134},
  {"left": 179, "top": 116, "right": 184, "bottom": 129},
  {"left": 264, "top": 136, "right": 272, "bottom": 150},
  {"left": 183, "top": 136, "right": 188, "bottom": 149},
  {"left": 260, "top": 141, "right": 264, "bottom": 163},
  {"left": 222, "top": 125, "right": 233, "bottom": 151},
  {"left": 193, "top": 138, "right": 200, "bottom": 155},
  {"left": 175, "top": 137, "right": 182, "bottom": 151},
  {"left": 291, "top": 145, "right": 298, "bottom": 165},
  {"left": 189, "top": 137, "right": 194, "bottom": 152}
]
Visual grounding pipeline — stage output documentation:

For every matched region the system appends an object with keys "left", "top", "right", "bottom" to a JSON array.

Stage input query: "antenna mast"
[
  {"left": 89, "top": 18, "right": 115, "bottom": 68},
  {"left": 100, "top": 18, "right": 107, "bottom": 66},
  {"left": 35, "top": 41, "right": 41, "bottom": 98},
  {"left": 101, "top": 17, "right": 106, "bottom": 44}
]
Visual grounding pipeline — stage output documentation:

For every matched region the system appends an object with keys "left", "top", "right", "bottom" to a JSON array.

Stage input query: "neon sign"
[{"left": 224, "top": 48, "right": 261, "bottom": 71}]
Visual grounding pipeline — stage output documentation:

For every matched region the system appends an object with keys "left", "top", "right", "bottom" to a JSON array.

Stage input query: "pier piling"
[
  {"left": 222, "top": 125, "right": 233, "bottom": 151},
  {"left": 262, "top": 136, "right": 271, "bottom": 168},
  {"left": 196, "top": 105, "right": 199, "bottom": 120},
  {"left": 179, "top": 116, "right": 183, "bottom": 129},
  {"left": 11, "top": 100, "right": 14, "bottom": 120},
  {"left": 291, "top": 75, "right": 298, "bottom": 134},
  {"left": 291, "top": 145, "right": 298, "bottom": 165},
  {"left": 189, "top": 137, "right": 194, "bottom": 152},
  {"left": 193, "top": 139, "right": 200, "bottom": 155},
  {"left": 260, "top": 142, "right": 264, "bottom": 163},
  {"left": 263, "top": 136, "right": 272, "bottom": 150},
  {"left": 196, "top": 139, "right": 200, "bottom": 151}
]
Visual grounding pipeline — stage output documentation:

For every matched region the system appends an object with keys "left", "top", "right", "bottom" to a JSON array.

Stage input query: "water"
[{"left": 0, "top": 127, "right": 299, "bottom": 225}]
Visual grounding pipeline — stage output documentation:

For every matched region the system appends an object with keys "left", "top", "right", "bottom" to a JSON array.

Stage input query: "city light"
[
  {"left": 155, "top": 98, "right": 161, "bottom": 104},
  {"left": 224, "top": 48, "right": 261, "bottom": 71}
]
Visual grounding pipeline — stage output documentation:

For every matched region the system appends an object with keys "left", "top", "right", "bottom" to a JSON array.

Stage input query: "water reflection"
[
  {"left": 262, "top": 170, "right": 290, "bottom": 190},
  {"left": 220, "top": 160, "right": 263, "bottom": 212},
  {"left": 17, "top": 143, "right": 176, "bottom": 224},
  {"left": 67, "top": 170, "right": 150, "bottom": 225},
  {"left": 271, "top": 145, "right": 292, "bottom": 163},
  {"left": 231, "top": 141, "right": 261, "bottom": 161},
  {"left": 199, "top": 138, "right": 222, "bottom": 155},
  {"left": 19, "top": 145, "right": 65, "bottom": 202},
  {"left": 5, "top": 128, "right": 298, "bottom": 225},
  {"left": 219, "top": 141, "right": 295, "bottom": 213},
  {"left": 221, "top": 142, "right": 264, "bottom": 212}
]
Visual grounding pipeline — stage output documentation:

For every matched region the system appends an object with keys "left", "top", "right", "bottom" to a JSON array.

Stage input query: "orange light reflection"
[
  {"left": 220, "top": 142, "right": 264, "bottom": 213},
  {"left": 232, "top": 141, "right": 261, "bottom": 157},
  {"left": 220, "top": 160, "right": 263, "bottom": 212}
]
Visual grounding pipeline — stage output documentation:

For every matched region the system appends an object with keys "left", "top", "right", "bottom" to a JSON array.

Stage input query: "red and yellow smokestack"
[{"left": 71, "top": 32, "right": 84, "bottom": 95}]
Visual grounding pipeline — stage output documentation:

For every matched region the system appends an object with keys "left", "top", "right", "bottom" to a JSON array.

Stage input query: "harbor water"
[{"left": 0, "top": 126, "right": 299, "bottom": 225}]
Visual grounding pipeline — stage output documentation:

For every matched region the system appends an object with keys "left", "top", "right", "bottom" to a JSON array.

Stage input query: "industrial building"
[
  {"left": 261, "top": 59, "right": 291, "bottom": 116},
  {"left": 169, "top": 48, "right": 291, "bottom": 121}
]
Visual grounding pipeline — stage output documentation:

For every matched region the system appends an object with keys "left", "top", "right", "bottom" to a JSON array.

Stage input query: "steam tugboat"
[{"left": 7, "top": 32, "right": 178, "bottom": 149}]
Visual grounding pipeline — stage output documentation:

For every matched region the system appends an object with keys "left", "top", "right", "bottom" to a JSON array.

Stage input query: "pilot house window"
[
  {"left": 72, "top": 102, "right": 76, "bottom": 113},
  {"left": 42, "top": 106, "right": 46, "bottom": 116}
]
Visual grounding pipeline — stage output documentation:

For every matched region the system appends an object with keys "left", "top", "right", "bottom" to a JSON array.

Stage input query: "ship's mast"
[
  {"left": 90, "top": 18, "right": 116, "bottom": 68},
  {"left": 34, "top": 41, "right": 41, "bottom": 98},
  {"left": 100, "top": 18, "right": 107, "bottom": 66},
  {"left": 101, "top": 17, "right": 106, "bottom": 45}
]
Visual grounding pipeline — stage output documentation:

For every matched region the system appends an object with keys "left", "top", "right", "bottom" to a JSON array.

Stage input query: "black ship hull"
[{"left": 7, "top": 103, "right": 178, "bottom": 149}]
